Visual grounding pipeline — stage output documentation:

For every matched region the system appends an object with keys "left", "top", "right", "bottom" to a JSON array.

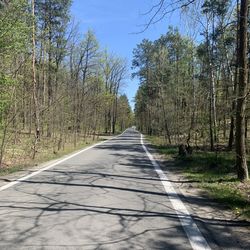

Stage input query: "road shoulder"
[
  {"left": 0, "top": 135, "right": 115, "bottom": 190},
  {"left": 145, "top": 143, "right": 250, "bottom": 250}
]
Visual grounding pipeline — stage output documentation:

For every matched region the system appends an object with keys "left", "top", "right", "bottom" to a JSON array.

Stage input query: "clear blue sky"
[{"left": 71, "top": 0, "right": 183, "bottom": 109}]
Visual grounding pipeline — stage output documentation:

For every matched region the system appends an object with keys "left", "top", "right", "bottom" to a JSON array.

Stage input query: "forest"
[
  {"left": 0, "top": 0, "right": 133, "bottom": 170},
  {"left": 133, "top": 0, "right": 249, "bottom": 181},
  {"left": 0, "top": 0, "right": 249, "bottom": 184}
]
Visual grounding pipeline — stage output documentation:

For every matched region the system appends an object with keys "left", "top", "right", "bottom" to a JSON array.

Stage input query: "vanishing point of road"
[{"left": 0, "top": 129, "right": 249, "bottom": 249}]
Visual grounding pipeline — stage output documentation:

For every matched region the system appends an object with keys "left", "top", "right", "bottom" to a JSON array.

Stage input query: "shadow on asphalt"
[
  {"left": 7, "top": 178, "right": 250, "bottom": 229},
  {"left": 0, "top": 129, "right": 249, "bottom": 249}
]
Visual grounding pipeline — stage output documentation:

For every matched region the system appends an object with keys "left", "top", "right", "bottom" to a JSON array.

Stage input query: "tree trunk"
[
  {"left": 228, "top": 115, "right": 235, "bottom": 150},
  {"left": 209, "top": 97, "right": 214, "bottom": 151},
  {"left": 235, "top": 0, "right": 249, "bottom": 181},
  {"left": 159, "top": 87, "right": 171, "bottom": 144},
  {"left": 47, "top": 3, "right": 53, "bottom": 138},
  {"left": 228, "top": 1, "right": 240, "bottom": 151},
  {"left": 32, "top": 0, "right": 40, "bottom": 159},
  {"left": 211, "top": 66, "right": 217, "bottom": 144},
  {"left": 112, "top": 89, "right": 119, "bottom": 134}
]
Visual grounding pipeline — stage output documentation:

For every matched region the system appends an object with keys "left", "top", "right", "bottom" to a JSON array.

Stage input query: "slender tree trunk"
[
  {"left": 228, "top": 71, "right": 238, "bottom": 150},
  {"left": 0, "top": 117, "right": 9, "bottom": 167},
  {"left": 159, "top": 87, "right": 171, "bottom": 144},
  {"left": 32, "top": 0, "right": 40, "bottom": 159},
  {"left": 228, "top": 0, "right": 240, "bottom": 150},
  {"left": 211, "top": 65, "right": 217, "bottom": 144},
  {"left": 245, "top": 117, "right": 248, "bottom": 139},
  {"left": 112, "top": 96, "right": 118, "bottom": 134},
  {"left": 47, "top": 4, "right": 53, "bottom": 138},
  {"left": 187, "top": 53, "right": 196, "bottom": 146},
  {"left": 211, "top": 12, "right": 217, "bottom": 145},
  {"left": 228, "top": 115, "right": 235, "bottom": 150},
  {"left": 209, "top": 95, "right": 214, "bottom": 151},
  {"left": 47, "top": 51, "right": 52, "bottom": 137},
  {"left": 207, "top": 41, "right": 214, "bottom": 151},
  {"left": 235, "top": 0, "right": 249, "bottom": 181}
]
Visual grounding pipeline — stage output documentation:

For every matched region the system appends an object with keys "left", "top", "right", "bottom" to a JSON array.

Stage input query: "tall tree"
[
  {"left": 0, "top": 2, "right": 131, "bottom": 167},
  {"left": 32, "top": 0, "right": 40, "bottom": 158},
  {"left": 235, "top": 0, "right": 249, "bottom": 181},
  {"left": 35, "top": 0, "right": 72, "bottom": 137}
]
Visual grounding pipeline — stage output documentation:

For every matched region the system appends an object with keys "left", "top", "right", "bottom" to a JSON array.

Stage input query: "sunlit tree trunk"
[
  {"left": 32, "top": 0, "right": 40, "bottom": 159},
  {"left": 235, "top": 0, "right": 249, "bottom": 181}
]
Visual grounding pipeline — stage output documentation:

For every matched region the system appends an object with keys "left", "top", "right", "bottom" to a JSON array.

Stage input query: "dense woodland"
[
  {"left": 0, "top": 0, "right": 249, "bottom": 182},
  {"left": 133, "top": 0, "right": 249, "bottom": 181},
  {"left": 0, "top": 0, "right": 133, "bottom": 167}
]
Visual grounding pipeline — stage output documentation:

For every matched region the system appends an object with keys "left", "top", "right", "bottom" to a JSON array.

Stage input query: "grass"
[
  {"left": 147, "top": 136, "right": 179, "bottom": 157},
  {"left": 147, "top": 135, "right": 250, "bottom": 219},
  {"left": 0, "top": 133, "right": 104, "bottom": 177}
]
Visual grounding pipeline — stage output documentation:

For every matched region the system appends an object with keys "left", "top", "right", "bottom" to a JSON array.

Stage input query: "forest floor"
[
  {"left": 0, "top": 132, "right": 113, "bottom": 177},
  {"left": 147, "top": 136, "right": 250, "bottom": 220}
]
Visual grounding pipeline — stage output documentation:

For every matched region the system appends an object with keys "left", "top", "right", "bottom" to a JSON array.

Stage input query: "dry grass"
[{"left": 0, "top": 131, "right": 102, "bottom": 175}]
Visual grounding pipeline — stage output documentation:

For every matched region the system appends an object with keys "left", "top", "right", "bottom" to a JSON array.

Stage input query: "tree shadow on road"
[{"left": 0, "top": 133, "right": 250, "bottom": 249}]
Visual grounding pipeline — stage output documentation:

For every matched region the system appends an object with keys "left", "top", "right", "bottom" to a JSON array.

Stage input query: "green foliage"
[
  {"left": 0, "top": 0, "right": 130, "bottom": 168},
  {"left": 148, "top": 136, "right": 250, "bottom": 218},
  {"left": 117, "top": 94, "right": 133, "bottom": 131},
  {"left": 202, "top": 0, "right": 231, "bottom": 16},
  {"left": 133, "top": 27, "right": 195, "bottom": 135},
  {"left": 35, "top": 0, "right": 72, "bottom": 67},
  {"left": 0, "top": 0, "right": 30, "bottom": 56},
  {"left": 0, "top": 73, "right": 15, "bottom": 126}
]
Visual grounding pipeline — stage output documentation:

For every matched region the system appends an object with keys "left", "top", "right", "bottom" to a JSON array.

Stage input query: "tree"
[
  {"left": 133, "top": 28, "right": 195, "bottom": 143},
  {"left": 101, "top": 53, "right": 127, "bottom": 134},
  {"left": 117, "top": 95, "right": 133, "bottom": 131},
  {"left": 136, "top": 0, "right": 249, "bottom": 181},
  {"left": 0, "top": 0, "right": 30, "bottom": 167},
  {"left": 235, "top": 0, "right": 249, "bottom": 181},
  {"left": 0, "top": 1, "right": 131, "bottom": 168},
  {"left": 32, "top": 0, "right": 40, "bottom": 159},
  {"left": 35, "top": 0, "right": 72, "bottom": 137}
]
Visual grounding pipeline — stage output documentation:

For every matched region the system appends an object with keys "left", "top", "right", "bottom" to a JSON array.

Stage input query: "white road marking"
[
  {"left": 0, "top": 129, "right": 211, "bottom": 250},
  {"left": 140, "top": 134, "right": 211, "bottom": 250},
  {"left": 0, "top": 131, "right": 126, "bottom": 192}
]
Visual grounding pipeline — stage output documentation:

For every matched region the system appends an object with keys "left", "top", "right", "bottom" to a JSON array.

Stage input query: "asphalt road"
[{"left": 0, "top": 129, "right": 249, "bottom": 250}]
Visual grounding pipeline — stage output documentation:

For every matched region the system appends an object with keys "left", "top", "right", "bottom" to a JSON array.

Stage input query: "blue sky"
[{"left": 71, "top": 0, "right": 183, "bottom": 109}]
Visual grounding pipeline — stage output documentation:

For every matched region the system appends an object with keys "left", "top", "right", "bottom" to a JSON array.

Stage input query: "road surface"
[{"left": 0, "top": 129, "right": 249, "bottom": 249}]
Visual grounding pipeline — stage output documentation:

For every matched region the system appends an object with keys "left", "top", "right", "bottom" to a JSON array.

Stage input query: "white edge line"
[
  {"left": 140, "top": 134, "right": 211, "bottom": 250},
  {"left": 0, "top": 129, "right": 128, "bottom": 192}
]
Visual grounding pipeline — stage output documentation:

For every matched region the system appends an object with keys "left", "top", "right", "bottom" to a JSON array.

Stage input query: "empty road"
[{"left": 0, "top": 129, "right": 249, "bottom": 250}]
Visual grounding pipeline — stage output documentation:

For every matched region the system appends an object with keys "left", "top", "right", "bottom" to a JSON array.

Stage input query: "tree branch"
[{"left": 137, "top": 0, "right": 196, "bottom": 33}]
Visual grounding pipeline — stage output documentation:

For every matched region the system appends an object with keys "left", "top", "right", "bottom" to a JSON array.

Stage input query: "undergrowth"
[{"left": 147, "top": 135, "right": 250, "bottom": 219}]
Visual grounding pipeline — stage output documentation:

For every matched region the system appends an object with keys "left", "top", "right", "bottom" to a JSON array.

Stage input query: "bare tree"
[{"left": 140, "top": 0, "right": 196, "bottom": 33}]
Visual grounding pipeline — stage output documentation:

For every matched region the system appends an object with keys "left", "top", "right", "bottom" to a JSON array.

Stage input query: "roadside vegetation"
[
  {"left": 133, "top": 0, "right": 249, "bottom": 183},
  {"left": 0, "top": 133, "right": 106, "bottom": 176},
  {"left": 0, "top": 1, "right": 133, "bottom": 172},
  {"left": 133, "top": 0, "right": 250, "bottom": 217},
  {"left": 147, "top": 136, "right": 250, "bottom": 219}
]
